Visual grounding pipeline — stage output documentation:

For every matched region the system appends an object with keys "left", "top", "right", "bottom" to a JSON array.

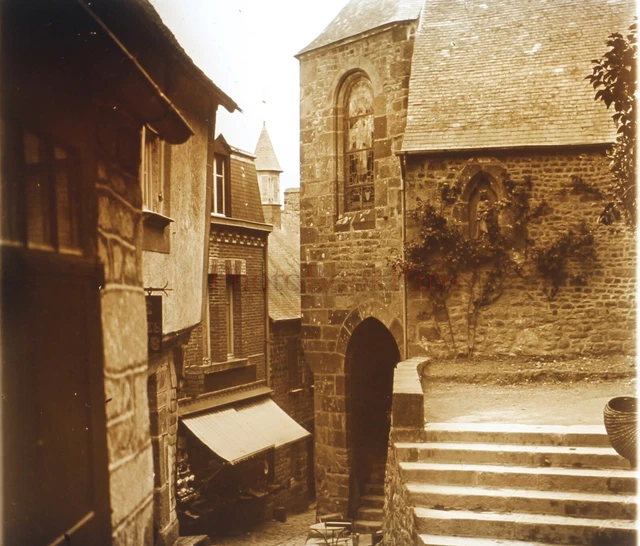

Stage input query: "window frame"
[
  {"left": 213, "top": 154, "right": 230, "bottom": 216},
  {"left": 225, "top": 277, "right": 235, "bottom": 358},
  {"left": 141, "top": 125, "right": 167, "bottom": 216},
  {"left": 341, "top": 76, "right": 375, "bottom": 213},
  {"left": 1, "top": 122, "right": 83, "bottom": 255}
]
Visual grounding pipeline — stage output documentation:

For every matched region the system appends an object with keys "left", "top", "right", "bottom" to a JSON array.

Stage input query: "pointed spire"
[{"left": 254, "top": 123, "right": 282, "bottom": 172}]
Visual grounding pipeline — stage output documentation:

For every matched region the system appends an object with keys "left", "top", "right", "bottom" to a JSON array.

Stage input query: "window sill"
[
  {"left": 143, "top": 209, "right": 174, "bottom": 230},
  {"left": 143, "top": 209, "right": 173, "bottom": 253},
  {"left": 200, "top": 357, "right": 250, "bottom": 374}
]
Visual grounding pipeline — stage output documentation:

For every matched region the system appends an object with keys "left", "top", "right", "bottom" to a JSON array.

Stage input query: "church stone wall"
[
  {"left": 298, "top": 22, "right": 416, "bottom": 515},
  {"left": 404, "top": 149, "right": 636, "bottom": 359}
]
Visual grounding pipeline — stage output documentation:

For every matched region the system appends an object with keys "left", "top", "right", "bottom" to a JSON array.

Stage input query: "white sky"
[{"left": 149, "top": 0, "right": 348, "bottom": 194}]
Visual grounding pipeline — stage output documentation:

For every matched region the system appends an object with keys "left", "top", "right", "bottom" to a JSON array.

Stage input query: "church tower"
[{"left": 254, "top": 122, "right": 283, "bottom": 228}]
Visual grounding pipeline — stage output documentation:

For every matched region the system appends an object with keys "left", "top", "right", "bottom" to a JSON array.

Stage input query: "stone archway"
[{"left": 344, "top": 317, "right": 400, "bottom": 517}]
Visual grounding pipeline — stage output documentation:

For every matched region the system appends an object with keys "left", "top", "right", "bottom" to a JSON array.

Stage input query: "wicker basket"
[{"left": 603, "top": 396, "right": 637, "bottom": 465}]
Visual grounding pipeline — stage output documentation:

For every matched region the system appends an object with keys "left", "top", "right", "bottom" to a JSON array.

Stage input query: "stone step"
[
  {"left": 407, "top": 483, "right": 636, "bottom": 520},
  {"left": 414, "top": 507, "right": 636, "bottom": 545},
  {"left": 360, "top": 494, "right": 384, "bottom": 509},
  {"left": 419, "top": 535, "right": 575, "bottom": 546},
  {"left": 423, "top": 423, "right": 612, "bottom": 448},
  {"left": 395, "top": 442, "right": 628, "bottom": 469},
  {"left": 368, "top": 473, "right": 385, "bottom": 485},
  {"left": 353, "top": 519, "right": 382, "bottom": 534},
  {"left": 364, "top": 483, "right": 384, "bottom": 496},
  {"left": 399, "top": 462, "right": 636, "bottom": 495},
  {"left": 356, "top": 506, "right": 382, "bottom": 521}
]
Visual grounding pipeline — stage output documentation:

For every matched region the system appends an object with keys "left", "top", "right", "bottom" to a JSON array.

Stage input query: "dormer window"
[{"left": 214, "top": 154, "right": 229, "bottom": 216}]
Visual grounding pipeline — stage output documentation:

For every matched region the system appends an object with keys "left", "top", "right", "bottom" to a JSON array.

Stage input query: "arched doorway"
[{"left": 345, "top": 317, "right": 400, "bottom": 516}]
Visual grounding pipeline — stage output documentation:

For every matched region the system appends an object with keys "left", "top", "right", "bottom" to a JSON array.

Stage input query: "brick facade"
[{"left": 183, "top": 226, "right": 269, "bottom": 396}]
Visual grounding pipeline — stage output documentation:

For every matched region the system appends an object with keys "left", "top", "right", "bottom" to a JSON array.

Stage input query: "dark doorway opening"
[{"left": 345, "top": 317, "right": 400, "bottom": 517}]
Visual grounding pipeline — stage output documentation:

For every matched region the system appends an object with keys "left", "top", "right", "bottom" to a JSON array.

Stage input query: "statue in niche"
[
  {"left": 469, "top": 182, "right": 497, "bottom": 238},
  {"left": 476, "top": 190, "right": 492, "bottom": 237}
]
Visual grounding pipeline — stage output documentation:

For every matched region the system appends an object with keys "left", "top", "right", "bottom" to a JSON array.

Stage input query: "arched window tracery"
[{"left": 342, "top": 76, "right": 374, "bottom": 212}]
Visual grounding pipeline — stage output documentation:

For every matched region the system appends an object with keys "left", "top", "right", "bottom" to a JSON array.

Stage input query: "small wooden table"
[{"left": 307, "top": 522, "right": 352, "bottom": 545}]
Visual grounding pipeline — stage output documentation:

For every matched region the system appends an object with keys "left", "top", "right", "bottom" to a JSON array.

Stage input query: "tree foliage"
[{"left": 587, "top": 22, "right": 637, "bottom": 225}]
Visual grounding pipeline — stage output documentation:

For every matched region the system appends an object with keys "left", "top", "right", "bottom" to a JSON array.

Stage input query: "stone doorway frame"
[{"left": 312, "top": 299, "right": 404, "bottom": 517}]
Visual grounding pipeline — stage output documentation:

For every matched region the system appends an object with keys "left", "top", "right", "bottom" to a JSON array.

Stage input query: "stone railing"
[
  {"left": 391, "top": 356, "right": 427, "bottom": 431},
  {"left": 382, "top": 357, "right": 427, "bottom": 546}
]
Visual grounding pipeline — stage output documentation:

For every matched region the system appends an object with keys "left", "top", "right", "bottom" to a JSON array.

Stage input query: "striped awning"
[
  {"left": 181, "top": 398, "right": 310, "bottom": 465},
  {"left": 208, "top": 257, "right": 246, "bottom": 276}
]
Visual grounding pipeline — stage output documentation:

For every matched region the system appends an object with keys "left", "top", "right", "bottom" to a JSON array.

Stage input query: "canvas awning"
[{"left": 181, "top": 398, "right": 310, "bottom": 465}]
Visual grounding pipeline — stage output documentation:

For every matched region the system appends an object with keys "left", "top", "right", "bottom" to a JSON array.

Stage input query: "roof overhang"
[{"left": 77, "top": 0, "right": 194, "bottom": 144}]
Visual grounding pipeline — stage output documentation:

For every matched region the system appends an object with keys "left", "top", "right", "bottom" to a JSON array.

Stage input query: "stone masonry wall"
[
  {"left": 271, "top": 441, "right": 310, "bottom": 515},
  {"left": 270, "top": 319, "right": 314, "bottom": 429},
  {"left": 298, "top": 22, "right": 416, "bottom": 516},
  {"left": 381, "top": 443, "right": 417, "bottom": 546},
  {"left": 96, "top": 106, "right": 154, "bottom": 545},
  {"left": 404, "top": 150, "right": 636, "bottom": 359},
  {"left": 147, "top": 337, "right": 188, "bottom": 546}
]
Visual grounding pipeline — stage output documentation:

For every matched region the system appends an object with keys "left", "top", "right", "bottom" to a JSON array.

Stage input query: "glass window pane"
[
  {"left": 25, "top": 133, "right": 53, "bottom": 248},
  {"left": 344, "top": 79, "right": 374, "bottom": 212}
]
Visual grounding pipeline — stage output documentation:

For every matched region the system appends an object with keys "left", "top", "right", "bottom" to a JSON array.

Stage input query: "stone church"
[{"left": 296, "top": 0, "right": 635, "bottom": 523}]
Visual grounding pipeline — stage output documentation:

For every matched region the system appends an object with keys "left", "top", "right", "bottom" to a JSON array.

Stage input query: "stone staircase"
[
  {"left": 355, "top": 463, "right": 386, "bottom": 535},
  {"left": 395, "top": 423, "right": 637, "bottom": 545}
]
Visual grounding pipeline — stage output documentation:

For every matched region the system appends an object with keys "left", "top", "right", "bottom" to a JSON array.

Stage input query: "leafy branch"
[{"left": 587, "top": 22, "right": 637, "bottom": 225}]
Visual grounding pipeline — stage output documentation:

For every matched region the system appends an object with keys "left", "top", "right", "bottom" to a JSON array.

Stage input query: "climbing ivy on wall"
[{"left": 392, "top": 175, "right": 597, "bottom": 356}]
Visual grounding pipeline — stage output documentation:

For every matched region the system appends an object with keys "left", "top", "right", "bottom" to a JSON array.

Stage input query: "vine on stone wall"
[
  {"left": 392, "top": 175, "right": 596, "bottom": 356},
  {"left": 532, "top": 223, "right": 597, "bottom": 301}
]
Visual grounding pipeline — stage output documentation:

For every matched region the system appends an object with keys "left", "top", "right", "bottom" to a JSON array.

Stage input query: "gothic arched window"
[{"left": 343, "top": 77, "right": 374, "bottom": 212}]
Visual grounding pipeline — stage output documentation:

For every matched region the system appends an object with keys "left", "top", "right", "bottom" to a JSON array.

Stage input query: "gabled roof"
[
  {"left": 402, "top": 0, "right": 634, "bottom": 153},
  {"left": 297, "top": 0, "right": 422, "bottom": 56},
  {"left": 268, "top": 226, "right": 301, "bottom": 322},
  {"left": 254, "top": 123, "right": 282, "bottom": 172}
]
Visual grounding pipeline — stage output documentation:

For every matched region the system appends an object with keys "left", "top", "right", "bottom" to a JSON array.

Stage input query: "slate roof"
[
  {"left": 268, "top": 226, "right": 301, "bottom": 322},
  {"left": 254, "top": 124, "right": 282, "bottom": 172},
  {"left": 228, "top": 145, "right": 265, "bottom": 224},
  {"left": 297, "top": 0, "right": 423, "bottom": 55},
  {"left": 402, "top": 0, "right": 635, "bottom": 152}
]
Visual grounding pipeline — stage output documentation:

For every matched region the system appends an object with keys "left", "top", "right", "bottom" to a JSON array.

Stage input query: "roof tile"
[
  {"left": 297, "top": 0, "right": 422, "bottom": 55},
  {"left": 402, "top": 0, "right": 635, "bottom": 152}
]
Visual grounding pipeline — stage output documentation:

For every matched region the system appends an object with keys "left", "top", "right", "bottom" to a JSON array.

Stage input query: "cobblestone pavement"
[
  {"left": 209, "top": 504, "right": 374, "bottom": 546},
  {"left": 210, "top": 504, "right": 316, "bottom": 546}
]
